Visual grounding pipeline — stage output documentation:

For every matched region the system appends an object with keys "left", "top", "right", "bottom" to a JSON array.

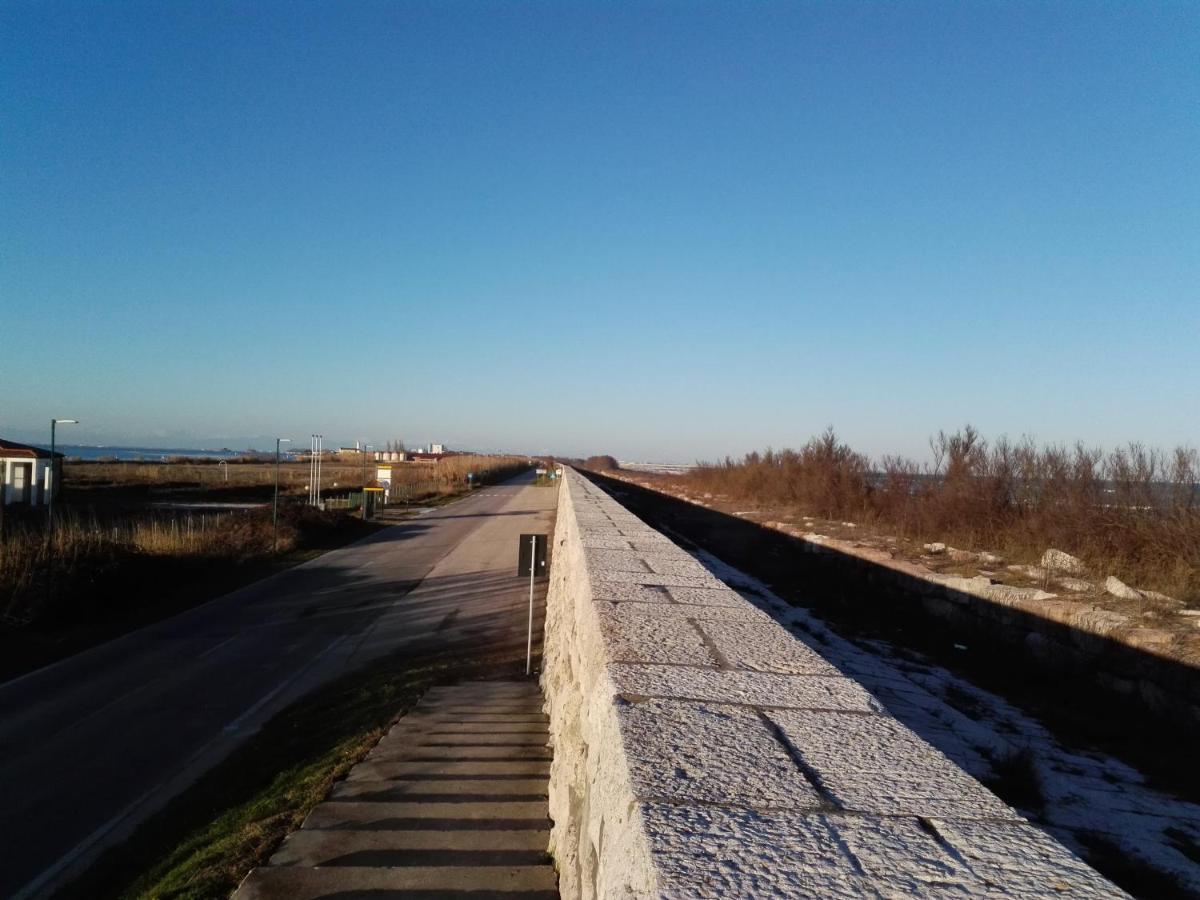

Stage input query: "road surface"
[{"left": 0, "top": 474, "right": 557, "bottom": 898}]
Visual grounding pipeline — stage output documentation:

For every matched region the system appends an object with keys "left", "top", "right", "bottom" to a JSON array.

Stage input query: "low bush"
[{"left": 677, "top": 427, "right": 1199, "bottom": 601}]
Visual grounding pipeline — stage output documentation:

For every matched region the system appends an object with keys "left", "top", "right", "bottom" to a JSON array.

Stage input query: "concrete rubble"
[
  {"left": 1105, "top": 575, "right": 1145, "bottom": 602},
  {"left": 1042, "top": 549, "right": 1088, "bottom": 576},
  {"left": 541, "top": 469, "right": 1126, "bottom": 899}
]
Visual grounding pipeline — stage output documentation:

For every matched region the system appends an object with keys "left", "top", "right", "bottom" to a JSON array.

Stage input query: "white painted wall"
[{"left": 0, "top": 456, "right": 52, "bottom": 505}]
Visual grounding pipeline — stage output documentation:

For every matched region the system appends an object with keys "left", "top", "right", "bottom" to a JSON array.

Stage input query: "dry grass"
[
  {"left": 66, "top": 454, "right": 529, "bottom": 497},
  {"left": 3, "top": 456, "right": 531, "bottom": 627},
  {"left": 0, "top": 505, "right": 352, "bottom": 626},
  {"left": 667, "top": 427, "right": 1199, "bottom": 602}
]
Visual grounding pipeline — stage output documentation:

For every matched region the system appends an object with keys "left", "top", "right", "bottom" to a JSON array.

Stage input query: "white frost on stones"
[{"left": 540, "top": 470, "right": 1126, "bottom": 899}]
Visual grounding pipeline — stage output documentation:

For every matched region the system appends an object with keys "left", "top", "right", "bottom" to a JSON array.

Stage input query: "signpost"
[{"left": 517, "top": 534, "right": 549, "bottom": 675}]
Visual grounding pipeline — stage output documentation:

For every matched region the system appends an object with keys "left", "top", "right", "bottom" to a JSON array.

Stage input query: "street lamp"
[
  {"left": 361, "top": 443, "right": 373, "bottom": 519},
  {"left": 48, "top": 419, "right": 78, "bottom": 535},
  {"left": 47, "top": 418, "right": 78, "bottom": 605},
  {"left": 273, "top": 438, "right": 291, "bottom": 551}
]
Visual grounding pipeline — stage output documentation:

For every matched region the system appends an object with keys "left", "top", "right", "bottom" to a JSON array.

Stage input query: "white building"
[
  {"left": 431, "top": 443, "right": 445, "bottom": 454},
  {"left": 0, "top": 438, "right": 62, "bottom": 507}
]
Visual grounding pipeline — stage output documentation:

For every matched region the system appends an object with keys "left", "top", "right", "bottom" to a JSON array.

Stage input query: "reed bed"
[
  {"left": 66, "top": 454, "right": 529, "bottom": 494},
  {"left": 1, "top": 507, "right": 329, "bottom": 626}
]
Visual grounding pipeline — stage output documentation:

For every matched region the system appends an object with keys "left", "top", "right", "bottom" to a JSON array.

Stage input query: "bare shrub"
[
  {"left": 583, "top": 455, "right": 620, "bottom": 471},
  {"left": 673, "top": 427, "right": 1198, "bottom": 601}
]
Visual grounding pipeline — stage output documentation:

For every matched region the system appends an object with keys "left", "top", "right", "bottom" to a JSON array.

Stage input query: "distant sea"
[{"left": 57, "top": 445, "right": 264, "bottom": 461}]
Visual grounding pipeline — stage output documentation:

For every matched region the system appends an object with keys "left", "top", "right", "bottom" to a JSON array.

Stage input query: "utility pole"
[
  {"left": 315, "top": 434, "right": 323, "bottom": 507},
  {"left": 46, "top": 417, "right": 78, "bottom": 606},
  {"left": 273, "top": 438, "right": 290, "bottom": 551}
]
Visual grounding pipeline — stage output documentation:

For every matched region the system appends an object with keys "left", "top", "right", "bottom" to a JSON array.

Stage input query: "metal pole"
[
  {"left": 47, "top": 419, "right": 57, "bottom": 538},
  {"left": 46, "top": 420, "right": 57, "bottom": 608},
  {"left": 46, "top": 418, "right": 77, "bottom": 606},
  {"left": 273, "top": 438, "right": 281, "bottom": 551},
  {"left": 526, "top": 534, "right": 535, "bottom": 676},
  {"left": 308, "top": 435, "right": 314, "bottom": 505},
  {"left": 316, "top": 435, "right": 323, "bottom": 506}
]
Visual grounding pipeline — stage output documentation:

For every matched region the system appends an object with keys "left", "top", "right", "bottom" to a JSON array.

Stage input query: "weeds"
[
  {"left": 672, "top": 427, "right": 1199, "bottom": 601},
  {"left": 0, "top": 505, "right": 356, "bottom": 626},
  {"left": 66, "top": 454, "right": 530, "bottom": 495},
  {"left": 984, "top": 746, "right": 1044, "bottom": 813}
]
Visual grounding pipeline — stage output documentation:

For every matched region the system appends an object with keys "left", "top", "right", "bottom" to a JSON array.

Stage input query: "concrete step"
[
  {"left": 420, "top": 722, "right": 548, "bottom": 734},
  {"left": 392, "top": 715, "right": 548, "bottom": 728},
  {"left": 368, "top": 743, "right": 553, "bottom": 762},
  {"left": 304, "top": 800, "right": 551, "bottom": 830},
  {"left": 233, "top": 680, "right": 557, "bottom": 899},
  {"left": 234, "top": 865, "right": 557, "bottom": 899},
  {"left": 376, "top": 734, "right": 549, "bottom": 748},
  {"left": 331, "top": 778, "right": 549, "bottom": 802},
  {"left": 415, "top": 694, "right": 542, "bottom": 704},
  {"left": 347, "top": 759, "right": 551, "bottom": 781},
  {"left": 415, "top": 705, "right": 546, "bottom": 716},
  {"left": 269, "top": 827, "right": 551, "bottom": 867}
]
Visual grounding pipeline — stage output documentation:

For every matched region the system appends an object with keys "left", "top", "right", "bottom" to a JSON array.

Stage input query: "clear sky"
[{"left": 3, "top": 1, "right": 1196, "bottom": 462}]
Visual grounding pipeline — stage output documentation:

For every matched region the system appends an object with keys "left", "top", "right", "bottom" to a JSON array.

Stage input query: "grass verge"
[{"left": 59, "top": 643, "right": 531, "bottom": 900}]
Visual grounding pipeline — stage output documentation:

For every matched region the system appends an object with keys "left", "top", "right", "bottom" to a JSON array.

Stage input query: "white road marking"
[
  {"left": 196, "top": 634, "right": 238, "bottom": 660},
  {"left": 223, "top": 635, "right": 346, "bottom": 733},
  {"left": 13, "top": 633, "right": 347, "bottom": 900}
]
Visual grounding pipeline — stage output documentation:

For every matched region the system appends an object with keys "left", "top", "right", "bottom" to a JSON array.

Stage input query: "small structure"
[{"left": 0, "top": 438, "right": 63, "bottom": 506}]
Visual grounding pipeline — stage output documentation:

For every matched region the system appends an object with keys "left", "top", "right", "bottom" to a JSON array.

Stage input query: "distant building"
[
  {"left": 431, "top": 443, "right": 445, "bottom": 454},
  {"left": 0, "top": 438, "right": 63, "bottom": 507}
]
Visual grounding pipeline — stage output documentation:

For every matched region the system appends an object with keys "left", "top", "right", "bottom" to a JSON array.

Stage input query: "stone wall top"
[{"left": 542, "top": 469, "right": 1124, "bottom": 898}]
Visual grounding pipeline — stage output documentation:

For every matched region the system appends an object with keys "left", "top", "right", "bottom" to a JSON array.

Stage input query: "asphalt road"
[{"left": 0, "top": 473, "right": 558, "bottom": 898}]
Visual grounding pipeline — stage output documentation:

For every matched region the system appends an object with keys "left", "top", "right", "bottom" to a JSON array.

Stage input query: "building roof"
[{"left": 0, "top": 438, "right": 62, "bottom": 460}]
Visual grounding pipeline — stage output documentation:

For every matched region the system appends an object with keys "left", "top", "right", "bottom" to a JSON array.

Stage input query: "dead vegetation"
[
  {"left": 671, "top": 427, "right": 1199, "bottom": 602},
  {"left": 0, "top": 505, "right": 360, "bottom": 628},
  {"left": 66, "top": 454, "right": 528, "bottom": 496}
]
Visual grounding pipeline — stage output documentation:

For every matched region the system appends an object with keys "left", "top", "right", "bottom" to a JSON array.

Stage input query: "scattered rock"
[
  {"left": 1141, "top": 590, "right": 1179, "bottom": 606},
  {"left": 803, "top": 533, "right": 829, "bottom": 544},
  {"left": 1008, "top": 564, "right": 1048, "bottom": 580},
  {"left": 1104, "top": 576, "right": 1144, "bottom": 602},
  {"left": 982, "top": 583, "right": 1058, "bottom": 605},
  {"left": 923, "top": 542, "right": 947, "bottom": 554},
  {"left": 1056, "top": 577, "right": 1093, "bottom": 593},
  {"left": 1178, "top": 609, "right": 1200, "bottom": 617},
  {"left": 979, "top": 552, "right": 1004, "bottom": 566},
  {"left": 1125, "top": 628, "right": 1176, "bottom": 649},
  {"left": 841, "top": 522, "right": 857, "bottom": 528},
  {"left": 947, "top": 547, "right": 978, "bottom": 562},
  {"left": 1041, "top": 549, "right": 1087, "bottom": 576},
  {"left": 1070, "top": 608, "right": 1132, "bottom": 635},
  {"left": 930, "top": 574, "right": 1056, "bottom": 605}
]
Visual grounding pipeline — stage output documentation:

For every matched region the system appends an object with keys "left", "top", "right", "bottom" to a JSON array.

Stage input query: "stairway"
[{"left": 234, "top": 680, "right": 558, "bottom": 899}]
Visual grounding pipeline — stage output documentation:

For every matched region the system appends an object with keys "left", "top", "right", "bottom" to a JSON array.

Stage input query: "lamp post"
[
  {"left": 47, "top": 418, "right": 78, "bottom": 606},
  {"left": 361, "top": 444, "right": 372, "bottom": 519},
  {"left": 273, "top": 438, "right": 290, "bottom": 551}
]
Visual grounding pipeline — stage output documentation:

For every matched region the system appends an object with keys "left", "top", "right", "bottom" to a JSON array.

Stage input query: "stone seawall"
[
  {"left": 602, "top": 472, "right": 1200, "bottom": 736},
  {"left": 540, "top": 469, "right": 1124, "bottom": 899}
]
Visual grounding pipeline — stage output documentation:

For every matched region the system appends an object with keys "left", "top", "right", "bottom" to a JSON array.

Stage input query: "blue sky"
[{"left": 3, "top": 1, "right": 1196, "bottom": 462}]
